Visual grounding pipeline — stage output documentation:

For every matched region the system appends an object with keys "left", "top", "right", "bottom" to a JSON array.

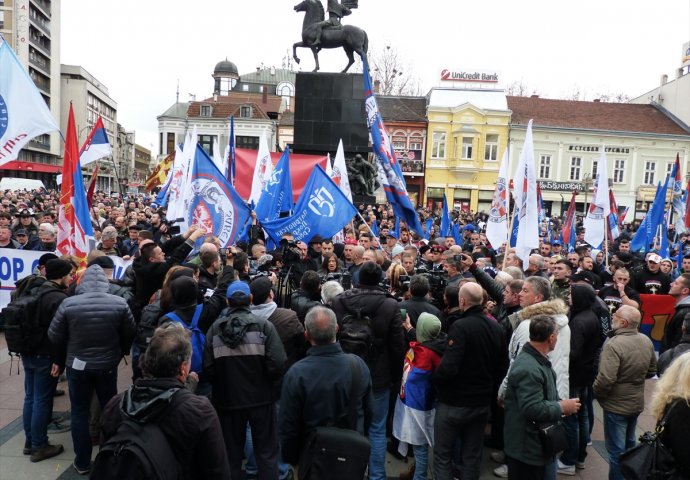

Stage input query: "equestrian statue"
[{"left": 293, "top": 0, "right": 368, "bottom": 73}]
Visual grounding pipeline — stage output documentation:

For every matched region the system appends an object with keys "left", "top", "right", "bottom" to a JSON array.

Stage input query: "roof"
[
  {"left": 378, "top": 96, "right": 427, "bottom": 122},
  {"left": 158, "top": 102, "right": 189, "bottom": 119},
  {"left": 279, "top": 111, "right": 294, "bottom": 126},
  {"left": 189, "top": 93, "right": 283, "bottom": 118},
  {"left": 507, "top": 96, "right": 690, "bottom": 136},
  {"left": 239, "top": 67, "right": 296, "bottom": 86},
  {"left": 188, "top": 100, "right": 270, "bottom": 120},
  {"left": 428, "top": 88, "right": 508, "bottom": 111},
  {"left": 214, "top": 59, "right": 239, "bottom": 76}
]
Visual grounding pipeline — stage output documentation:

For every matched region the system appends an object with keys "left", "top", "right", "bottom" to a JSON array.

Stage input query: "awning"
[{"left": 1, "top": 161, "right": 61, "bottom": 174}]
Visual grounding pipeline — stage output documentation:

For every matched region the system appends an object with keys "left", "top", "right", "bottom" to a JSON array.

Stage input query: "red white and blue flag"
[
  {"left": 79, "top": 116, "right": 112, "bottom": 166},
  {"left": 362, "top": 58, "right": 423, "bottom": 235},
  {"left": 57, "top": 104, "right": 94, "bottom": 264}
]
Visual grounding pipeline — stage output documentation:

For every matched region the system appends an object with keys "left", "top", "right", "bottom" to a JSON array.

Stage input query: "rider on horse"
[{"left": 313, "top": 0, "right": 352, "bottom": 46}]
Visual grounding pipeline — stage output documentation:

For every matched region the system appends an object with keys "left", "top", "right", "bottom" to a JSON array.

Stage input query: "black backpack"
[
  {"left": 338, "top": 308, "right": 375, "bottom": 362},
  {"left": 135, "top": 302, "right": 162, "bottom": 351},
  {"left": 92, "top": 388, "right": 191, "bottom": 480},
  {"left": 2, "top": 289, "right": 50, "bottom": 356}
]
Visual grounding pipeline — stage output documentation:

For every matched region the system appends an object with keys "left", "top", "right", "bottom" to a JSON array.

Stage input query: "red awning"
[{"left": 1, "top": 161, "right": 61, "bottom": 174}]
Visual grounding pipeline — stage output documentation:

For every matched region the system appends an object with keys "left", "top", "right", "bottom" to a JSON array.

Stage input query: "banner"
[{"left": 639, "top": 294, "right": 676, "bottom": 351}]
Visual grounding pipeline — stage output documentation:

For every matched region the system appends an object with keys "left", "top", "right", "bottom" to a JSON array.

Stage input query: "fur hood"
[{"left": 518, "top": 299, "right": 569, "bottom": 326}]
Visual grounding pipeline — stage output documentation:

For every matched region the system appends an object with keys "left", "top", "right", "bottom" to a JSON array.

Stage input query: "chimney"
[
  {"left": 593, "top": 98, "right": 601, "bottom": 102},
  {"left": 531, "top": 94, "right": 539, "bottom": 98},
  {"left": 677, "top": 68, "right": 684, "bottom": 79},
  {"left": 213, "top": 93, "right": 218, "bottom": 102},
  {"left": 374, "top": 80, "right": 380, "bottom": 94},
  {"left": 262, "top": 84, "right": 268, "bottom": 104},
  {"left": 661, "top": 74, "right": 668, "bottom": 85},
  {"left": 270, "top": 66, "right": 276, "bottom": 76}
]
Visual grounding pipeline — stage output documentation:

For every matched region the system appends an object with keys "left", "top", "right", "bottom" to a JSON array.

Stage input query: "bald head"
[
  {"left": 616, "top": 305, "right": 641, "bottom": 329},
  {"left": 459, "top": 282, "right": 484, "bottom": 310}
]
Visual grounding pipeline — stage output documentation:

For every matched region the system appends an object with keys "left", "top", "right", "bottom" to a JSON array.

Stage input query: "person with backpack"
[
  {"left": 9, "top": 252, "right": 58, "bottom": 302},
  {"left": 330, "top": 261, "right": 406, "bottom": 480},
  {"left": 48, "top": 263, "right": 136, "bottom": 475},
  {"left": 13, "top": 259, "right": 73, "bottom": 462},
  {"left": 203, "top": 280, "right": 287, "bottom": 480},
  {"left": 97, "top": 322, "right": 230, "bottom": 480}
]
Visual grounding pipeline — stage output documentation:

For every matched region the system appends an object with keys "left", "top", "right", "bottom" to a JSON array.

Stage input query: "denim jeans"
[
  {"left": 22, "top": 356, "right": 58, "bottom": 449},
  {"left": 67, "top": 367, "right": 118, "bottom": 470},
  {"left": 433, "top": 403, "right": 489, "bottom": 480},
  {"left": 603, "top": 410, "right": 638, "bottom": 480},
  {"left": 560, "top": 386, "right": 590, "bottom": 466},
  {"left": 413, "top": 444, "right": 429, "bottom": 480},
  {"left": 368, "top": 389, "right": 390, "bottom": 480}
]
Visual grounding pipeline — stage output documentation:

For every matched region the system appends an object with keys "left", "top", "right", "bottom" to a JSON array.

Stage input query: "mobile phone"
[{"left": 400, "top": 308, "right": 407, "bottom": 319}]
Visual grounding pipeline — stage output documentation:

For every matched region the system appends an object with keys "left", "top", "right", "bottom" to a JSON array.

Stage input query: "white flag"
[
  {"left": 167, "top": 128, "right": 197, "bottom": 225},
  {"left": 211, "top": 136, "right": 224, "bottom": 173},
  {"left": 486, "top": 147, "right": 509, "bottom": 250},
  {"left": 584, "top": 148, "right": 610, "bottom": 247},
  {"left": 513, "top": 120, "right": 539, "bottom": 270},
  {"left": 0, "top": 39, "right": 60, "bottom": 167},
  {"left": 249, "top": 134, "right": 273, "bottom": 207},
  {"left": 332, "top": 139, "right": 352, "bottom": 202}
]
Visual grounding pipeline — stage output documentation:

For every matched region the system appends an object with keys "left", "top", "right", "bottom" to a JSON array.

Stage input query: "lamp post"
[{"left": 582, "top": 173, "right": 593, "bottom": 215}]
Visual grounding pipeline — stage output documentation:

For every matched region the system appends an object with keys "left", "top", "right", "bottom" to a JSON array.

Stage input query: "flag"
[
  {"left": 86, "top": 164, "right": 100, "bottom": 210},
  {"left": 512, "top": 120, "right": 539, "bottom": 269},
  {"left": 211, "top": 137, "right": 224, "bottom": 173},
  {"left": 424, "top": 217, "right": 433, "bottom": 240},
  {"left": 0, "top": 39, "right": 60, "bottom": 167},
  {"left": 254, "top": 147, "right": 294, "bottom": 222},
  {"left": 79, "top": 117, "right": 112, "bottom": 166},
  {"left": 145, "top": 151, "right": 175, "bottom": 192},
  {"left": 608, "top": 188, "right": 620, "bottom": 242},
  {"left": 632, "top": 180, "right": 669, "bottom": 252},
  {"left": 686, "top": 177, "right": 690, "bottom": 230},
  {"left": 155, "top": 144, "right": 182, "bottom": 206},
  {"left": 452, "top": 223, "right": 462, "bottom": 246},
  {"left": 584, "top": 149, "right": 610, "bottom": 247},
  {"left": 362, "top": 59, "right": 423, "bottom": 235},
  {"left": 486, "top": 148, "right": 509, "bottom": 250},
  {"left": 440, "top": 194, "right": 452, "bottom": 237},
  {"left": 536, "top": 183, "right": 546, "bottom": 224},
  {"left": 371, "top": 219, "right": 379, "bottom": 237},
  {"left": 619, "top": 206, "right": 629, "bottom": 226},
  {"left": 561, "top": 190, "right": 579, "bottom": 252},
  {"left": 167, "top": 128, "right": 197, "bottom": 225},
  {"left": 325, "top": 153, "right": 333, "bottom": 177},
  {"left": 184, "top": 144, "right": 251, "bottom": 248},
  {"left": 394, "top": 216, "right": 401, "bottom": 239},
  {"left": 249, "top": 133, "right": 273, "bottom": 206},
  {"left": 262, "top": 165, "right": 357, "bottom": 244},
  {"left": 56, "top": 104, "right": 93, "bottom": 264},
  {"left": 331, "top": 139, "right": 353, "bottom": 202},
  {"left": 671, "top": 154, "right": 686, "bottom": 235},
  {"left": 226, "top": 116, "right": 236, "bottom": 183}
]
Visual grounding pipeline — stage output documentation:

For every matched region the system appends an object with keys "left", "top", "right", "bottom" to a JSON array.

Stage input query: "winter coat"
[
  {"left": 661, "top": 295, "right": 690, "bottom": 354},
  {"left": 100, "top": 378, "right": 230, "bottom": 480},
  {"left": 48, "top": 265, "right": 136, "bottom": 371},
  {"left": 499, "top": 299, "right": 571, "bottom": 400},
  {"left": 658, "top": 335, "right": 690, "bottom": 376},
  {"left": 399, "top": 296, "right": 444, "bottom": 343},
  {"left": 250, "top": 302, "right": 306, "bottom": 370},
  {"left": 504, "top": 342, "right": 562, "bottom": 466},
  {"left": 30, "top": 280, "right": 67, "bottom": 363},
  {"left": 659, "top": 399, "right": 690, "bottom": 477},
  {"left": 290, "top": 289, "right": 322, "bottom": 323},
  {"left": 593, "top": 327, "right": 656, "bottom": 416},
  {"left": 331, "top": 285, "right": 406, "bottom": 392},
  {"left": 569, "top": 285, "right": 603, "bottom": 388}
]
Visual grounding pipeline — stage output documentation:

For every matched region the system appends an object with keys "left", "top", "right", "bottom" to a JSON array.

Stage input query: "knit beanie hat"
[
  {"left": 169, "top": 276, "right": 198, "bottom": 308},
  {"left": 45, "top": 259, "right": 73, "bottom": 280},
  {"left": 416, "top": 312, "right": 442, "bottom": 343}
]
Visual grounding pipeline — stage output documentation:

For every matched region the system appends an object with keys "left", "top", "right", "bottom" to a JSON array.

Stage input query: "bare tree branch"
[{"left": 368, "top": 44, "right": 424, "bottom": 96}]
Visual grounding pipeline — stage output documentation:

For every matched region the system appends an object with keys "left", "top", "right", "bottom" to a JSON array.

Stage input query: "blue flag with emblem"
[
  {"left": 185, "top": 145, "right": 251, "bottom": 248},
  {"left": 261, "top": 165, "right": 357, "bottom": 244},
  {"left": 254, "top": 146, "right": 294, "bottom": 222},
  {"left": 441, "top": 194, "right": 452, "bottom": 237},
  {"left": 424, "top": 217, "right": 433, "bottom": 240}
]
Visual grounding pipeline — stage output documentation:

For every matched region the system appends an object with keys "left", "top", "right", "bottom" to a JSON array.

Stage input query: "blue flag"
[
  {"left": 509, "top": 206, "right": 520, "bottom": 248},
  {"left": 254, "top": 147, "right": 294, "bottom": 222},
  {"left": 441, "top": 194, "right": 452, "bottom": 237},
  {"left": 424, "top": 217, "right": 433, "bottom": 240},
  {"left": 262, "top": 165, "right": 357, "bottom": 244},
  {"left": 394, "top": 216, "right": 401, "bottom": 239},
  {"left": 371, "top": 220, "right": 379, "bottom": 237},
  {"left": 631, "top": 180, "right": 669, "bottom": 252},
  {"left": 452, "top": 223, "right": 462, "bottom": 246},
  {"left": 186, "top": 145, "right": 251, "bottom": 248},
  {"left": 362, "top": 58, "right": 424, "bottom": 235},
  {"left": 227, "top": 115, "right": 236, "bottom": 183}
]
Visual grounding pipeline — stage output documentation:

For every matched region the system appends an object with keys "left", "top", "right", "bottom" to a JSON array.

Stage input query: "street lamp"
[{"left": 582, "top": 173, "right": 593, "bottom": 215}]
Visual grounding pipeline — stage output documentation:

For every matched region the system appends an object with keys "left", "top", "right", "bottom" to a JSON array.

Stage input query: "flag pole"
[
  {"left": 604, "top": 212, "right": 609, "bottom": 269},
  {"left": 503, "top": 198, "right": 517, "bottom": 270},
  {"left": 357, "top": 212, "right": 383, "bottom": 251}
]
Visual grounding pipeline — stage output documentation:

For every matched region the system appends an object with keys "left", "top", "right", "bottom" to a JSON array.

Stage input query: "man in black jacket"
[
  {"left": 330, "top": 262, "right": 405, "bottom": 480},
  {"left": 21, "top": 259, "right": 73, "bottom": 462},
  {"left": 400, "top": 275, "right": 443, "bottom": 342},
  {"left": 290, "top": 271, "right": 322, "bottom": 323},
  {"left": 661, "top": 273, "right": 690, "bottom": 354},
  {"left": 433, "top": 282, "right": 508, "bottom": 480},
  {"left": 634, "top": 253, "right": 671, "bottom": 295}
]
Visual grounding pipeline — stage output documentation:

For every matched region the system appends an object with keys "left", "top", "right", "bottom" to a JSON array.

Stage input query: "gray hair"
[
  {"left": 141, "top": 322, "right": 192, "bottom": 378},
  {"left": 494, "top": 271, "right": 513, "bottom": 288},
  {"left": 101, "top": 226, "right": 118, "bottom": 241},
  {"left": 305, "top": 306, "right": 337, "bottom": 345},
  {"left": 503, "top": 266, "right": 525, "bottom": 280},
  {"left": 321, "top": 280, "right": 344, "bottom": 305},
  {"left": 525, "top": 276, "right": 552, "bottom": 301}
]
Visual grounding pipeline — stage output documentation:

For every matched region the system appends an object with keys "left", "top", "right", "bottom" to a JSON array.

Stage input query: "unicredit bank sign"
[{"left": 441, "top": 69, "right": 499, "bottom": 83}]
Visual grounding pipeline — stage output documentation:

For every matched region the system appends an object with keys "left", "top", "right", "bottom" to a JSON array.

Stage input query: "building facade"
[
  {"left": 0, "top": 0, "right": 62, "bottom": 185},
  {"left": 424, "top": 88, "right": 510, "bottom": 213},
  {"left": 508, "top": 96, "right": 690, "bottom": 220}
]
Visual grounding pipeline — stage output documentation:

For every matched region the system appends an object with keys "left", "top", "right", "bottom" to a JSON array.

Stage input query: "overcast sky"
[{"left": 60, "top": 0, "right": 690, "bottom": 153}]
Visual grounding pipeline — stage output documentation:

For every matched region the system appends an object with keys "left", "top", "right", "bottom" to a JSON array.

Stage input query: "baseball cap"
[
  {"left": 226, "top": 280, "right": 251, "bottom": 299},
  {"left": 392, "top": 245, "right": 404, "bottom": 257},
  {"left": 386, "top": 231, "right": 398, "bottom": 240},
  {"left": 14, "top": 228, "right": 28, "bottom": 236},
  {"left": 552, "top": 240, "right": 561, "bottom": 246},
  {"left": 648, "top": 253, "right": 662, "bottom": 264},
  {"left": 463, "top": 225, "right": 476, "bottom": 232}
]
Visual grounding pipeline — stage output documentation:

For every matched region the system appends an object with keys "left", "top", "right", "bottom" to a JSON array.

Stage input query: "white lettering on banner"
[
  {"left": 276, "top": 209, "right": 311, "bottom": 241},
  {"left": 0, "top": 248, "right": 132, "bottom": 310}
]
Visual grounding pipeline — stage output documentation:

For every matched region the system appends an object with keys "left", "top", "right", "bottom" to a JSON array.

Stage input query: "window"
[
  {"left": 242, "top": 84, "right": 249, "bottom": 92},
  {"left": 431, "top": 132, "right": 446, "bottom": 158},
  {"left": 410, "top": 141, "right": 422, "bottom": 150},
  {"left": 592, "top": 160, "right": 598, "bottom": 179},
  {"left": 236, "top": 135, "right": 259, "bottom": 150},
  {"left": 259, "top": 85, "right": 264, "bottom": 93},
  {"left": 484, "top": 134, "right": 498, "bottom": 161},
  {"left": 462, "top": 137, "right": 473, "bottom": 159},
  {"left": 666, "top": 162, "right": 673, "bottom": 177},
  {"left": 166, "top": 133, "right": 175, "bottom": 155},
  {"left": 614, "top": 159, "right": 625, "bottom": 183},
  {"left": 240, "top": 106, "right": 252, "bottom": 118},
  {"left": 539, "top": 155, "right": 551, "bottom": 179},
  {"left": 393, "top": 141, "right": 406, "bottom": 149},
  {"left": 199, "top": 135, "right": 215, "bottom": 156},
  {"left": 200, "top": 105, "right": 211, "bottom": 117},
  {"left": 644, "top": 161, "right": 656, "bottom": 185},
  {"left": 569, "top": 157, "right": 581, "bottom": 181}
]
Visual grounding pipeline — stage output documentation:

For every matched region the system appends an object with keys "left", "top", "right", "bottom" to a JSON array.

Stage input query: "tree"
[
  {"left": 368, "top": 45, "right": 424, "bottom": 96},
  {"left": 505, "top": 80, "right": 540, "bottom": 97}
]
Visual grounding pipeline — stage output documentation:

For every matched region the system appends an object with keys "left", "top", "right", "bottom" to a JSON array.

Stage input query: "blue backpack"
[{"left": 164, "top": 304, "right": 205, "bottom": 373}]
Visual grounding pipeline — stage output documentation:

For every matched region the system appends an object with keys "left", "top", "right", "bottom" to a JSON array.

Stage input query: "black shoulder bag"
[{"left": 298, "top": 355, "right": 371, "bottom": 480}]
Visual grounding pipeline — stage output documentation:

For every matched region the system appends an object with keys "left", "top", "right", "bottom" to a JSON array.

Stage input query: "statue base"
[
  {"left": 352, "top": 194, "right": 376, "bottom": 206},
  {"left": 293, "top": 72, "right": 369, "bottom": 156}
]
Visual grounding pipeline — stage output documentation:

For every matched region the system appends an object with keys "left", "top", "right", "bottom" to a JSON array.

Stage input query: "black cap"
[
  {"left": 45, "top": 259, "right": 73, "bottom": 280},
  {"left": 87, "top": 256, "right": 115, "bottom": 269}
]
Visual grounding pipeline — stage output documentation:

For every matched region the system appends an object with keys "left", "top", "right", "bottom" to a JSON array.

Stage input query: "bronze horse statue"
[{"left": 293, "top": 0, "right": 368, "bottom": 73}]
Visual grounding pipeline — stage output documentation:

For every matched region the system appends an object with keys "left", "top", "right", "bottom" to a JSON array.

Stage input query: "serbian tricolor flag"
[
  {"left": 561, "top": 190, "right": 578, "bottom": 252},
  {"left": 608, "top": 188, "right": 620, "bottom": 242},
  {"left": 57, "top": 104, "right": 94, "bottom": 264},
  {"left": 79, "top": 117, "right": 112, "bottom": 166}
]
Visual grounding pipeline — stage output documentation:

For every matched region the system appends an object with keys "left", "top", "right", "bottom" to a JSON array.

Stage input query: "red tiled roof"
[
  {"left": 507, "top": 96, "right": 689, "bottom": 136},
  {"left": 188, "top": 93, "right": 283, "bottom": 120}
]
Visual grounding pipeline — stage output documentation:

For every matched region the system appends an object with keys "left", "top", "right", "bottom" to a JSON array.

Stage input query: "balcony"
[
  {"left": 31, "top": 0, "right": 52, "bottom": 19},
  {"left": 447, "top": 157, "right": 479, "bottom": 171}
]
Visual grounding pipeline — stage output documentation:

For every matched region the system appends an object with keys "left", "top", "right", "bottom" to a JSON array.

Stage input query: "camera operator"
[
  {"left": 290, "top": 271, "right": 322, "bottom": 323},
  {"left": 400, "top": 275, "right": 444, "bottom": 342}
]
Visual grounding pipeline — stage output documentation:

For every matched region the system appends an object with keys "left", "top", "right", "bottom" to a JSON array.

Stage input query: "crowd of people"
[{"left": 2, "top": 186, "right": 690, "bottom": 480}]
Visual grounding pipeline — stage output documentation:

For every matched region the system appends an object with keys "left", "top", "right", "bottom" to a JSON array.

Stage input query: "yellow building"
[{"left": 424, "top": 88, "right": 510, "bottom": 213}]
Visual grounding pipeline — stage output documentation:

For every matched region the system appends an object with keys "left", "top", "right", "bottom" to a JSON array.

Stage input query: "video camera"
[{"left": 319, "top": 271, "right": 353, "bottom": 290}]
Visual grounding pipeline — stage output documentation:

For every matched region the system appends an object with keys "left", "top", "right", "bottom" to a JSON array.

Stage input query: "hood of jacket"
[
  {"left": 250, "top": 302, "right": 278, "bottom": 320},
  {"left": 75, "top": 264, "right": 110, "bottom": 295},
  {"left": 219, "top": 307, "right": 260, "bottom": 348},
  {"left": 120, "top": 378, "right": 185, "bottom": 422},
  {"left": 518, "top": 299, "right": 569, "bottom": 327},
  {"left": 676, "top": 295, "right": 690, "bottom": 309},
  {"left": 421, "top": 333, "right": 448, "bottom": 356}
]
